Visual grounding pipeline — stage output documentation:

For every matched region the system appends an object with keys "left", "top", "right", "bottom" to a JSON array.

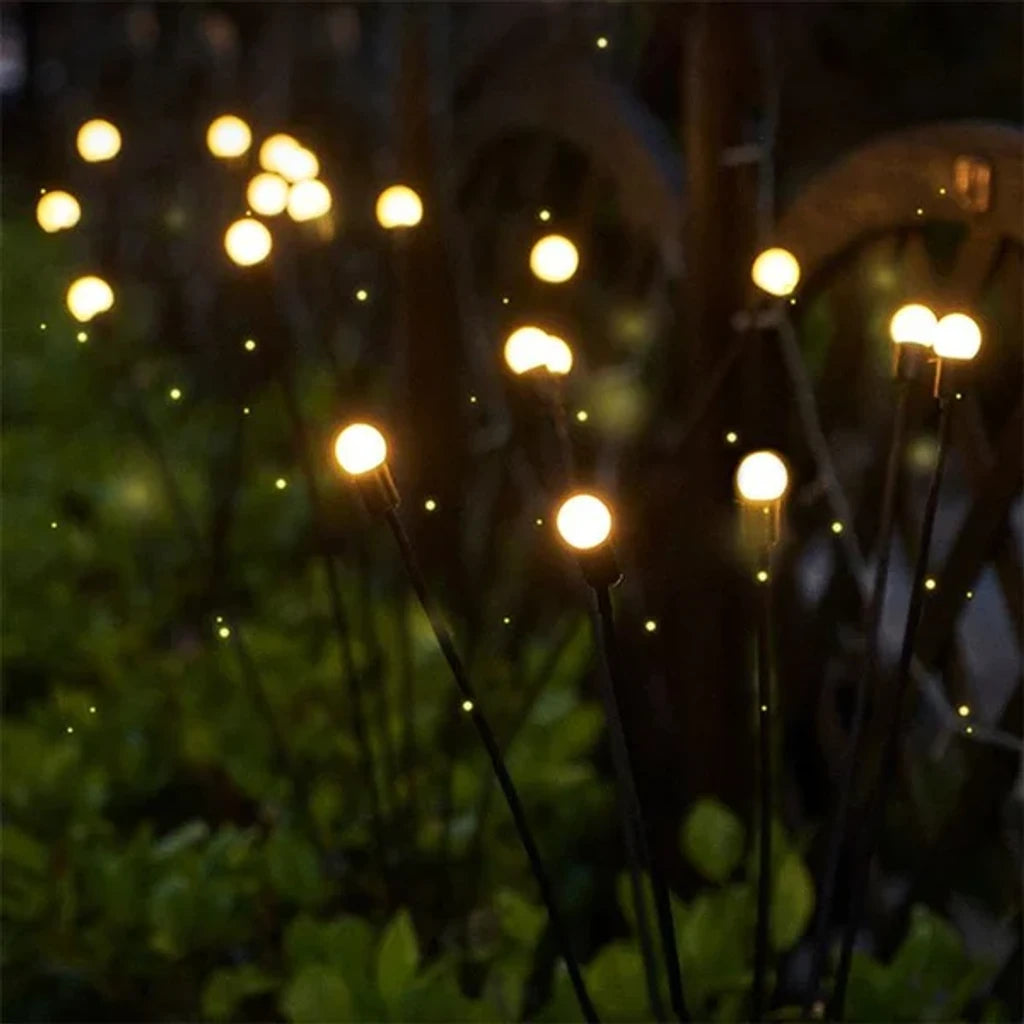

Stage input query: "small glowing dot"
[
  {"left": 502, "top": 616, "right": 511, "bottom": 625},
  {"left": 424, "top": 498, "right": 437, "bottom": 512},
  {"left": 644, "top": 619, "right": 658, "bottom": 633},
  {"left": 243, "top": 407, "right": 251, "bottom": 415},
  {"left": 538, "top": 209, "right": 551, "bottom": 222},
  {"left": 957, "top": 704, "right": 970, "bottom": 718},
  {"left": 501, "top": 296, "right": 510, "bottom": 305},
  {"left": 89, "top": 705, "right": 96, "bottom": 714},
  {"left": 462, "top": 700, "right": 474, "bottom": 712},
  {"left": 955, "top": 392, "right": 963, "bottom": 400},
  {"left": 76, "top": 331, "right": 88, "bottom": 343},
  {"left": 535, "top": 517, "right": 543, "bottom": 526},
  {"left": 831, "top": 521, "right": 844, "bottom": 535},
  {"left": 469, "top": 395, "right": 478, "bottom": 404},
  {"left": 939, "top": 187, "right": 947, "bottom": 195},
  {"left": 789, "top": 297, "right": 797, "bottom": 305},
  {"left": 169, "top": 387, "right": 182, "bottom": 401},
  {"left": 355, "top": 288, "right": 368, "bottom": 302},
  {"left": 965, "top": 725, "right": 974, "bottom": 735},
  {"left": 596, "top": 36, "right": 609, "bottom": 49},
  {"left": 67, "top": 726, "right": 74, "bottom": 734},
  {"left": 924, "top": 577, "right": 937, "bottom": 591},
  {"left": 275, "top": 477, "right": 287, "bottom": 490},
  {"left": 756, "top": 570, "right": 769, "bottom": 583},
  {"left": 215, "top": 616, "right": 224, "bottom": 625},
  {"left": 725, "top": 431, "right": 738, "bottom": 444},
  {"left": 916, "top": 208, "right": 924, "bottom": 216},
  {"left": 40, "top": 323, "right": 47, "bottom": 330},
  {"left": 244, "top": 338, "right": 256, "bottom": 351},
  {"left": 966, "top": 590, "right": 974, "bottom": 599},
  {"left": 50, "top": 521, "right": 58, "bottom": 529},
  {"left": 218, "top": 626, "right": 231, "bottom": 639},
  {"left": 575, "top": 410, "right": 589, "bottom": 423},
  {"left": 760, "top": 704, "right": 767, "bottom": 713},
  {"left": 40, "top": 188, "right": 47, "bottom": 194}
]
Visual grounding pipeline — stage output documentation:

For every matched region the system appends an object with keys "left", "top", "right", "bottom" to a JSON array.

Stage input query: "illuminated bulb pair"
[
  {"left": 530, "top": 234, "right": 579, "bottom": 284},
  {"left": 751, "top": 248, "right": 800, "bottom": 298},
  {"left": 503, "top": 326, "right": 573, "bottom": 377},
  {"left": 259, "top": 134, "right": 319, "bottom": 182},
  {"left": 76, "top": 119, "right": 121, "bottom": 162},
  {"left": 206, "top": 115, "right": 251, "bottom": 158},
  {"left": 376, "top": 185, "right": 423, "bottom": 229},
  {"left": 224, "top": 218, "right": 272, "bottom": 266},
  {"left": 66, "top": 275, "right": 115, "bottom": 322},
  {"left": 889, "top": 304, "right": 982, "bottom": 361},
  {"left": 37, "top": 190, "right": 81, "bottom": 233}
]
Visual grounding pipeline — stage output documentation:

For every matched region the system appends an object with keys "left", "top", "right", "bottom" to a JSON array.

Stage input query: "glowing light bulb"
[
  {"left": 924, "top": 577, "right": 937, "bottom": 591},
  {"left": 206, "top": 115, "right": 251, "bottom": 158},
  {"left": 66, "top": 275, "right": 115, "bottom": 322},
  {"left": 169, "top": 387, "right": 182, "bottom": 401},
  {"left": 530, "top": 234, "right": 579, "bottom": 283},
  {"left": 596, "top": 36, "right": 609, "bottom": 49},
  {"left": 355, "top": 288, "right": 368, "bottom": 302},
  {"left": 756, "top": 570, "right": 770, "bottom": 583},
  {"left": 224, "top": 218, "right": 272, "bottom": 266},
  {"left": 735, "top": 450, "right": 789, "bottom": 504},
  {"left": 556, "top": 493, "right": 613, "bottom": 551},
  {"left": 644, "top": 619, "right": 657, "bottom": 633},
  {"left": 276, "top": 146, "right": 319, "bottom": 183},
  {"left": 889, "top": 303, "right": 937, "bottom": 347},
  {"left": 375, "top": 185, "right": 423, "bottom": 229},
  {"left": 424, "top": 498, "right": 437, "bottom": 512},
  {"left": 244, "top": 338, "right": 256, "bottom": 351},
  {"left": 76, "top": 119, "right": 121, "bottom": 162},
  {"left": 538, "top": 208, "right": 552, "bottom": 222},
  {"left": 287, "top": 179, "right": 332, "bottom": 221},
  {"left": 933, "top": 313, "right": 981, "bottom": 361},
  {"left": 462, "top": 700, "right": 474, "bottom": 712},
  {"left": 36, "top": 190, "right": 81, "bottom": 232},
  {"left": 275, "top": 477, "right": 287, "bottom": 490},
  {"left": 218, "top": 626, "right": 231, "bottom": 639},
  {"left": 258, "top": 133, "right": 300, "bottom": 174},
  {"left": 725, "top": 431, "right": 738, "bottom": 444},
  {"left": 334, "top": 423, "right": 388, "bottom": 476},
  {"left": 957, "top": 704, "right": 970, "bottom": 718},
  {"left": 246, "top": 173, "right": 289, "bottom": 216},
  {"left": 575, "top": 410, "right": 589, "bottom": 423},
  {"left": 751, "top": 248, "right": 800, "bottom": 297},
  {"left": 544, "top": 334, "right": 574, "bottom": 376},
  {"left": 504, "top": 326, "right": 551, "bottom": 375},
  {"left": 831, "top": 521, "right": 844, "bottom": 534}
]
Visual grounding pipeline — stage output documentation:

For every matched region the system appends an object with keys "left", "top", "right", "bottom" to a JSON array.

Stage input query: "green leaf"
[
  {"left": 493, "top": 887, "right": 545, "bottom": 949},
  {"left": 153, "top": 820, "right": 209, "bottom": 860},
  {"left": 585, "top": 942, "right": 652, "bottom": 1021},
  {"left": 266, "top": 828, "right": 324, "bottom": 908},
  {"left": 398, "top": 959, "right": 486, "bottom": 1022},
  {"left": 148, "top": 872, "right": 195, "bottom": 959},
  {"left": 771, "top": 851, "right": 815, "bottom": 951},
  {"left": 376, "top": 908, "right": 420, "bottom": 1013},
  {"left": 201, "top": 965, "right": 278, "bottom": 1021},
  {"left": 681, "top": 799, "right": 746, "bottom": 883},
  {"left": 281, "top": 965, "right": 354, "bottom": 1023}
]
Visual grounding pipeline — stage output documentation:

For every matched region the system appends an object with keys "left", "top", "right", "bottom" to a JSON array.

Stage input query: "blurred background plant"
[{"left": 2, "top": 3, "right": 1021, "bottom": 1021}]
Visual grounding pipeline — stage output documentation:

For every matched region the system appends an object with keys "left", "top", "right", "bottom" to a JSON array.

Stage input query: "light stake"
[
  {"left": 735, "top": 451, "right": 790, "bottom": 1022},
  {"left": 804, "top": 302, "right": 935, "bottom": 1015},
  {"left": 334, "top": 424, "right": 599, "bottom": 1024},
  {"left": 556, "top": 492, "right": 689, "bottom": 1023},
  {"left": 828, "top": 313, "right": 981, "bottom": 1021}
]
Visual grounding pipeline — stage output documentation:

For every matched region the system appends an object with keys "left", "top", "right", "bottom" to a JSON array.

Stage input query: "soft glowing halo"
[
  {"left": 889, "top": 303, "right": 937, "bottom": 347},
  {"left": 66, "top": 275, "right": 115, "bottom": 322},
  {"left": 334, "top": 423, "right": 388, "bottom": 476},
  {"left": 544, "top": 334, "right": 574, "bottom": 376},
  {"left": 276, "top": 146, "right": 319, "bottom": 183},
  {"left": 206, "top": 115, "right": 252, "bottom": 158},
  {"left": 933, "top": 313, "right": 982, "bottom": 361},
  {"left": 246, "top": 173, "right": 289, "bottom": 216},
  {"left": 287, "top": 179, "right": 332, "bottom": 222},
  {"left": 76, "top": 119, "right": 121, "bottom": 162},
  {"left": 258, "top": 133, "right": 301, "bottom": 174},
  {"left": 36, "top": 190, "right": 81, "bottom": 232},
  {"left": 375, "top": 185, "right": 423, "bottom": 229},
  {"left": 529, "top": 234, "right": 579, "bottom": 283},
  {"left": 751, "top": 247, "right": 800, "bottom": 297},
  {"left": 556, "top": 493, "right": 613, "bottom": 551},
  {"left": 735, "top": 450, "right": 789, "bottom": 504},
  {"left": 503, "top": 326, "right": 551, "bottom": 375},
  {"left": 224, "top": 218, "right": 272, "bottom": 266}
]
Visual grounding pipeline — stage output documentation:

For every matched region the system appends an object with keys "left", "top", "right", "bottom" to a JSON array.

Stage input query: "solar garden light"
[
  {"left": 556, "top": 493, "right": 689, "bottom": 1023},
  {"left": 829, "top": 312, "right": 983, "bottom": 1022},
  {"left": 734, "top": 451, "right": 790, "bottom": 1022},
  {"left": 334, "top": 423, "right": 599, "bottom": 1024}
]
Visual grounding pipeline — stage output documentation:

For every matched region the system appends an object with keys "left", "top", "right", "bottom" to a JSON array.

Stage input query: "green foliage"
[{"left": 680, "top": 798, "right": 746, "bottom": 883}]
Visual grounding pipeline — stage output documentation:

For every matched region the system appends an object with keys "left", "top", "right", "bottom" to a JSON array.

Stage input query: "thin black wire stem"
[
  {"left": 593, "top": 587, "right": 679, "bottom": 1023},
  {"left": 803, "top": 379, "right": 911, "bottom": 1016},
  {"left": 829, "top": 396, "right": 954, "bottom": 1021},
  {"left": 752, "top": 571, "right": 775, "bottom": 1021},
  {"left": 383, "top": 508, "right": 600, "bottom": 1024}
]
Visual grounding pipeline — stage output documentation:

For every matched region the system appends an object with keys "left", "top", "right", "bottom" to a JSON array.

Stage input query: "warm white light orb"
[
  {"left": 206, "top": 115, "right": 252, "bottom": 158},
  {"left": 66, "top": 275, "right": 115, "bottom": 322},
  {"left": 933, "top": 313, "right": 982, "bottom": 361},
  {"left": 246, "top": 173, "right": 289, "bottom": 216},
  {"left": 276, "top": 146, "right": 319, "bottom": 183},
  {"left": 751, "top": 247, "right": 800, "bottom": 297},
  {"left": 287, "top": 179, "right": 332, "bottom": 222},
  {"left": 545, "top": 334, "right": 574, "bottom": 376},
  {"left": 36, "top": 190, "right": 81, "bottom": 232},
  {"left": 258, "top": 133, "right": 301, "bottom": 174},
  {"left": 76, "top": 119, "right": 121, "bottom": 162},
  {"left": 375, "top": 185, "right": 423, "bottom": 229},
  {"left": 529, "top": 234, "right": 579, "bottom": 283},
  {"left": 556, "top": 493, "right": 613, "bottom": 551},
  {"left": 334, "top": 423, "right": 388, "bottom": 476},
  {"left": 224, "top": 218, "right": 272, "bottom": 266},
  {"left": 504, "top": 326, "right": 551, "bottom": 375},
  {"left": 889, "top": 303, "right": 937, "bottom": 347},
  {"left": 736, "top": 450, "right": 789, "bottom": 504}
]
